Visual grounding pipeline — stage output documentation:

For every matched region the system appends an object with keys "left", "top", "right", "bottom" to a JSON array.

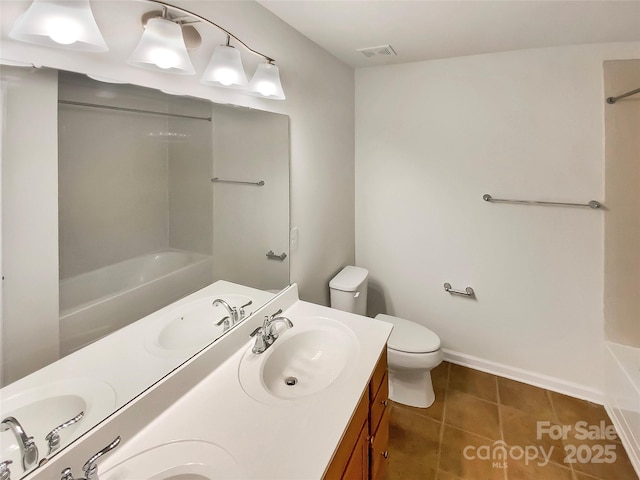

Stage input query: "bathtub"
[
  {"left": 59, "top": 249, "right": 213, "bottom": 356},
  {"left": 604, "top": 342, "right": 640, "bottom": 476}
]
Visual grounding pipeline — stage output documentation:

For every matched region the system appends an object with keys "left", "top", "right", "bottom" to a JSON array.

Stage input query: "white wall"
[
  {"left": 1, "top": 66, "right": 59, "bottom": 384},
  {"left": 0, "top": 0, "right": 356, "bottom": 305},
  {"left": 355, "top": 42, "right": 640, "bottom": 397}
]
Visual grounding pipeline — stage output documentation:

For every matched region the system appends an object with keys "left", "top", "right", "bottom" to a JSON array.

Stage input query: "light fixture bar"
[{"left": 147, "top": 0, "right": 275, "bottom": 63}]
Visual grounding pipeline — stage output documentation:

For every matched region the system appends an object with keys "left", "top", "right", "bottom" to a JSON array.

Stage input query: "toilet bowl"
[
  {"left": 375, "top": 314, "right": 443, "bottom": 408},
  {"left": 328, "top": 266, "right": 443, "bottom": 409}
]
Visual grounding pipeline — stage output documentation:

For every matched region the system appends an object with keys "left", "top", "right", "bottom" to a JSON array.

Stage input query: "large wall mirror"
[{"left": 0, "top": 1, "right": 290, "bottom": 477}]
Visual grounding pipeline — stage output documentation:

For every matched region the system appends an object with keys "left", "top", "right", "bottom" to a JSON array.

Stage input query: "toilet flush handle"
[{"left": 354, "top": 291, "right": 360, "bottom": 298}]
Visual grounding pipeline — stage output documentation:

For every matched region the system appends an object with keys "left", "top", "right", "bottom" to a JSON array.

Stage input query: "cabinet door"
[
  {"left": 370, "top": 408, "right": 390, "bottom": 480},
  {"left": 342, "top": 419, "right": 369, "bottom": 480}
]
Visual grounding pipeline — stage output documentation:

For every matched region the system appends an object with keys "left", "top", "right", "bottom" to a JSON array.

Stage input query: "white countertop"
[{"left": 97, "top": 285, "right": 392, "bottom": 479}]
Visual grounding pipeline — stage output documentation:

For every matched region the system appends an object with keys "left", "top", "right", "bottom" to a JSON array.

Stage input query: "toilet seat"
[{"left": 375, "top": 314, "right": 441, "bottom": 354}]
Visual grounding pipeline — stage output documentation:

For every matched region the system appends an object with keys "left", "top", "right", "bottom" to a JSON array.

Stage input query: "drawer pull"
[
  {"left": 369, "top": 435, "right": 375, "bottom": 445},
  {"left": 381, "top": 399, "right": 388, "bottom": 407},
  {"left": 382, "top": 451, "right": 389, "bottom": 459}
]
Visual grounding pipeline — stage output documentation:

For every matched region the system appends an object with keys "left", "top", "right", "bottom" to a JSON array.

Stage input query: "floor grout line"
[{"left": 434, "top": 362, "right": 450, "bottom": 479}]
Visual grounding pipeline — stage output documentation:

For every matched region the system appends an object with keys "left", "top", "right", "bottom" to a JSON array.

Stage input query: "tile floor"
[{"left": 385, "top": 361, "right": 638, "bottom": 480}]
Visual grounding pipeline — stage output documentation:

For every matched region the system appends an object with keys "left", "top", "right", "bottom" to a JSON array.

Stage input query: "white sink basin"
[
  {"left": 146, "top": 295, "right": 255, "bottom": 356},
  {"left": 238, "top": 317, "right": 359, "bottom": 404},
  {"left": 0, "top": 379, "right": 116, "bottom": 472},
  {"left": 101, "top": 440, "right": 242, "bottom": 480}
]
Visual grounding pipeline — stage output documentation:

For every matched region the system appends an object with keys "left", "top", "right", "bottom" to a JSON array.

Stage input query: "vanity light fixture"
[
  {"left": 201, "top": 36, "right": 248, "bottom": 88},
  {"left": 247, "top": 62, "right": 285, "bottom": 100},
  {"left": 142, "top": 0, "right": 286, "bottom": 99},
  {"left": 127, "top": 8, "right": 195, "bottom": 74},
  {"left": 9, "top": 0, "right": 108, "bottom": 52}
]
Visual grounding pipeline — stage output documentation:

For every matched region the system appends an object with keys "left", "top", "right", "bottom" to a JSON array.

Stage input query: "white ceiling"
[{"left": 258, "top": 0, "right": 640, "bottom": 68}]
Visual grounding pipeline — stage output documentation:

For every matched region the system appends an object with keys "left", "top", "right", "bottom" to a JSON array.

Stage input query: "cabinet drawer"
[
  {"left": 369, "top": 348, "right": 388, "bottom": 401},
  {"left": 370, "top": 372, "right": 388, "bottom": 435},
  {"left": 370, "top": 407, "right": 390, "bottom": 480}
]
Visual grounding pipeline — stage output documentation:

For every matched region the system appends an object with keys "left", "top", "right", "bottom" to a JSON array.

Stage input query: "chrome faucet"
[
  {"left": 60, "top": 436, "right": 120, "bottom": 480},
  {"left": 0, "top": 460, "right": 12, "bottom": 480},
  {"left": 1, "top": 416, "right": 38, "bottom": 471},
  {"left": 250, "top": 309, "right": 293, "bottom": 354},
  {"left": 213, "top": 299, "right": 253, "bottom": 331},
  {"left": 45, "top": 411, "right": 85, "bottom": 454}
]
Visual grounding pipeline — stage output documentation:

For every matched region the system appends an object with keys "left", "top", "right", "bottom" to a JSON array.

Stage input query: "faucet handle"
[
  {"left": 216, "top": 316, "right": 231, "bottom": 331},
  {"left": 239, "top": 300, "right": 253, "bottom": 320},
  {"left": 46, "top": 411, "right": 85, "bottom": 454},
  {"left": 0, "top": 460, "right": 12, "bottom": 480},
  {"left": 81, "top": 436, "right": 121, "bottom": 480},
  {"left": 60, "top": 467, "right": 75, "bottom": 480}
]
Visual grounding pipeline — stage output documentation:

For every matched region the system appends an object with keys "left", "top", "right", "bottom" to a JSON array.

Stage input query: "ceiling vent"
[{"left": 357, "top": 44, "right": 397, "bottom": 58}]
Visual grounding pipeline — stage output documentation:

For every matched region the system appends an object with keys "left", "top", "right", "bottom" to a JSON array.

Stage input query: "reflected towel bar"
[
  {"left": 266, "top": 250, "right": 287, "bottom": 261},
  {"left": 211, "top": 177, "right": 265, "bottom": 186},
  {"left": 606, "top": 87, "right": 640, "bottom": 104},
  {"left": 444, "top": 283, "right": 474, "bottom": 297},
  {"left": 482, "top": 194, "right": 602, "bottom": 209},
  {"left": 59, "top": 100, "right": 212, "bottom": 121}
]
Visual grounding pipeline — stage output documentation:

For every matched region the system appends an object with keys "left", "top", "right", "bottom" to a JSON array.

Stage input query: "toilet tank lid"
[
  {"left": 375, "top": 314, "right": 441, "bottom": 353},
  {"left": 329, "top": 266, "right": 369, "bottom": 292}
]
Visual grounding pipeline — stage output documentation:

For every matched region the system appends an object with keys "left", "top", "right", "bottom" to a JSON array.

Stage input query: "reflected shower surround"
[{"left": 8, "top": 0, "right": 286, "bottom": 99}]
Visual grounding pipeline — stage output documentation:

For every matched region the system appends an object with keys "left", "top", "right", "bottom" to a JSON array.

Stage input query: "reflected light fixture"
[
  {"left": 201, "top": 36, "right": 248, "bottom": 88},
  {"left": 9, "top": 0, "right": 108, "bottom": 52},
  {"left": 127, "top": 8, "right": 195, "bottom": 74}
]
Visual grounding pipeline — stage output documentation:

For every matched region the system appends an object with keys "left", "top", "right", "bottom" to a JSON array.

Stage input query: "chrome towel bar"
[
  {"left": 483, "top": 194, "right": 602, "bottom": 209},
  {"left": 606, "top": 87, "right": 640, "bottom": 104},
  {"left": 211, "top": 177, "right": 265, "bottom": 186},
  {"left": 444, "top": 283, "right": 474, "bottom": 297}
]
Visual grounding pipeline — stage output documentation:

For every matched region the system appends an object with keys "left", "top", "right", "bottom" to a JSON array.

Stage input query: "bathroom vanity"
[{"left": 12, "top": 283, "right": 392, "bottom": 480}]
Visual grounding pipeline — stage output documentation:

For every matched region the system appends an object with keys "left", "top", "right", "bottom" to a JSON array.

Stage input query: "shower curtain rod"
[
  {"left": 58, "top": 100, "right": 212, "bottom": 121},
  {"left": 606, "top": 87, "right": 640, "bottom": 104}
]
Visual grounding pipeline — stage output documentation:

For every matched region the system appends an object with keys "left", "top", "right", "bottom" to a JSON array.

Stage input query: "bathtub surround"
[
  {"left": 603, "top": 58, "right": 640, "bottom": 477},
  {"left": 355, "top": 42, "right": 640, "bottom": 400},
  {"left": 604, "top": 59, "right": 640, "bottom": 348}
]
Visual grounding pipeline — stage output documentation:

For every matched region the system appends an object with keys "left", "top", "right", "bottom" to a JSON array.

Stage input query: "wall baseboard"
[
  {"left": 442, "top": 349, "right": 604, "bottom": 405},
  {"left": 604, "top": 404, "right": 640, "bottom": 478}
]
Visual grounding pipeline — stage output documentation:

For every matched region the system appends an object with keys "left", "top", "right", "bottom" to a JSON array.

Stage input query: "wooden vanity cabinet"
[{"left": 323, "top": 349, "right": 389, "bottom": 480}]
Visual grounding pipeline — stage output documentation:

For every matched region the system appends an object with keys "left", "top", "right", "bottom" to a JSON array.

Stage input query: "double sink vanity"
[{"left": 1, "top": 282, "right": 392, "bottom": 480}]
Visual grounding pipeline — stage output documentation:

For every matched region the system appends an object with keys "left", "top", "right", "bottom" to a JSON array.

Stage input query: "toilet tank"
[{"left": 329, "top": 266, "right": 368, "bottom": 316}]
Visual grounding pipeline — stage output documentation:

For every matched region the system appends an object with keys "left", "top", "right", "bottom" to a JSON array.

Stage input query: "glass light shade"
[
  {"left": 201, "top": 45, "right": 247, "bottom": 88},
  {"left": 9, "top": 0, "right": 108, "bottom": 52},
  {"left": 127, "top": 17, "right": 195, "bottom": 75},
  {"left": 247, "top": 63, "right": 285, "bottom": 100}
]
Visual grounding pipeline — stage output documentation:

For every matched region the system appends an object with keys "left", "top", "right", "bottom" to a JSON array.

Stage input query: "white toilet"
[{"left": 329, "top": 266, "right": 443, "bottom": 408}]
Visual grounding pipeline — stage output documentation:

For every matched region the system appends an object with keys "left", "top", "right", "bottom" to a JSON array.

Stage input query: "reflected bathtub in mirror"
[{"left": 60, "top": 249, "right": 214, "bottom": 356}]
